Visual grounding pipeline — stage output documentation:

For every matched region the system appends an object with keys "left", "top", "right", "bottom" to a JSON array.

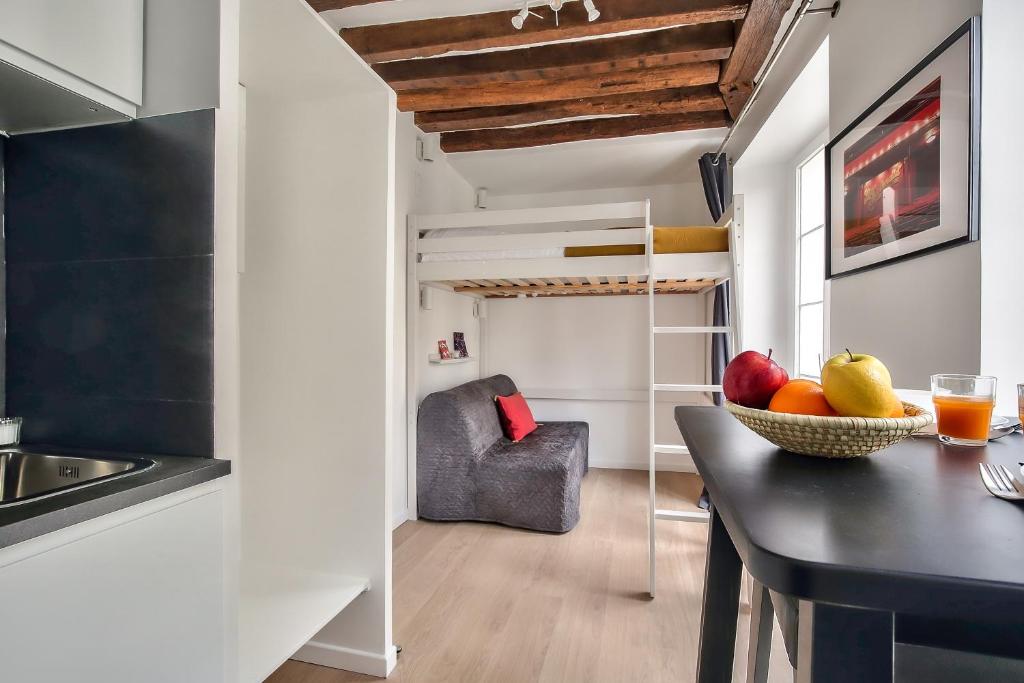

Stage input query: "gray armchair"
[{"left": 416, "top": 375, "right": 588, "bottom": 533}]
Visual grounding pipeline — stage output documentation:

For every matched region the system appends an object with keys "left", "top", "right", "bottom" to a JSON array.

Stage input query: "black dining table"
[{"left": 675, "top": 405, "right": 1024, "bottom": 683}]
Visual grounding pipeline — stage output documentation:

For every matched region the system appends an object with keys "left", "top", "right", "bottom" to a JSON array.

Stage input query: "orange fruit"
[
  {"left": 768, "top": 379, "right": 839, "bottom": 416},
  {"left": 888, "top": 397, "right": 906, "bottom": 418}
]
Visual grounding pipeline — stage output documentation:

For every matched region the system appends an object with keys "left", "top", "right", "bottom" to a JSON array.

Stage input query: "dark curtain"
[
  {"left": 698, "top": 152, "right": 732, "bottom": 408},
  {"left": 710, "top": 281, "right": 731, "bottom": 407},
  {"left": 698, "top": 152, "right": 731, "bottom": 223},
  {"left": 697, "top": 153, "right": 732, "bottom": 511}
]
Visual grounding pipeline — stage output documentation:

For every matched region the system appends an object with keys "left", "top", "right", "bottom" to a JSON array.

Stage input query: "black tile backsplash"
[
  {"left": 4, "top": 110, "right": 215, "bottom": 457},
  {"left": 5, "top": 110, "right": 215, "bottom": 264},
  {"left": 9, "top": 393, "right": 214, "bottom": 458},
  {"left": 6, "top": 256, "right": 213, "bottom": 403}
]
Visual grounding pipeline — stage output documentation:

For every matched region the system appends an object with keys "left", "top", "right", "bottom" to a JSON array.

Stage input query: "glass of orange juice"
[
  {"left": 1018, "top": 384, "right": 1024, "bottom": 426},
  {"left": 931, "top": 374, "right": 997, "bottom": 446}
]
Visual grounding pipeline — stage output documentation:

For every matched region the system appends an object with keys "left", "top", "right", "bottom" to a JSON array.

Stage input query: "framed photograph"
[
  {"left": 826, "top": 17, "right": 980, "bottom": 279},
  {"left": 452, "top": 332, "right": 468, "bottom": 358}
]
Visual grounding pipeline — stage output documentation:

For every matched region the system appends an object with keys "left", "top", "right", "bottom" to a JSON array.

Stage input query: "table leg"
[
  {"left": 796, "top": 600, "right": 894, "bottom": 683},
  {"left": 695, "top": 505, "right": 742, "bottom": 683},
  {"left": 745, "top": 580, "right": 774, "bottom": 683}
]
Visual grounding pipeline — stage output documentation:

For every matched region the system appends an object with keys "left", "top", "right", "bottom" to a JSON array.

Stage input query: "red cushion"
[{"left": 495, "top": 392, "right": 538, "bottom": 442}]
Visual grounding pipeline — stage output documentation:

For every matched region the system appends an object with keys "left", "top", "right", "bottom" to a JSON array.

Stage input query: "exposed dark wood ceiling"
[{"left": 310, "top": 0, "right": 794, "bottom": 152}]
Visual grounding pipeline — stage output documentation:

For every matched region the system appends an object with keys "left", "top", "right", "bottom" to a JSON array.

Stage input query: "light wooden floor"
[{"left": 268, "top": 469, "right": 792, "bottom": 683}]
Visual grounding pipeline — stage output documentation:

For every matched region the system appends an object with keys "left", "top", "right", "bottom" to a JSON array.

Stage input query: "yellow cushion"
[
  {"left": 564, "top": 243, "right": 645, "bottom": 257},
  {"left": 564, "top": 227, "right": 728, "bottom": 257},
  {"left": 653, "top": 226, "right": 729, "bottom": 254}
]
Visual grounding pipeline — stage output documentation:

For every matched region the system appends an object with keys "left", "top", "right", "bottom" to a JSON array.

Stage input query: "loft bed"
[
  {"left": 409, "top": 201, "right": 736, "bottom": 298},
  {"left": 405, "top": 197, "right": 745, "bottom": 599}
]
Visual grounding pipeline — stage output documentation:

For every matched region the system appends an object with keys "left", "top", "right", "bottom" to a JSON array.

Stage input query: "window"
[{"left": 796, "top": 148, "right": 826, "bottom": 379}]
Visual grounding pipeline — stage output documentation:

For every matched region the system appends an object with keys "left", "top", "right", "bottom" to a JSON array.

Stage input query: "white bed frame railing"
[
  {"left": 411, "top": 200, "right": 734, "bottom": 285},
  {"left": 413, "top": 200, "right": 649, "bottom": 230},
  {"left": 411, "top": 200, "right": 651, "bottom": 283},
  {"left": 416, "top": 227, "right": 648, "bottom": 254}
]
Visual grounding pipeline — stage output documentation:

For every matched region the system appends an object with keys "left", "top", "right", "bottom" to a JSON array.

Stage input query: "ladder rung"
[
  {"left": 653, "top": 444, "right": 689, "bottom": 455},
  {"left": 655, "top": 509, "right": 710, "bottom": 523},
  {"left": 653, "top": 384, "right": 722, "bottom": 392},
  {"left": 652, "top": 326, "right": 731, "bottom": 334}
]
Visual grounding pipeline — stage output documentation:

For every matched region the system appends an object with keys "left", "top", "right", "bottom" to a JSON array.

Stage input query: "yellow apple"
[{"left": 821, "top": 350, "right": 902, "bottom": 418}]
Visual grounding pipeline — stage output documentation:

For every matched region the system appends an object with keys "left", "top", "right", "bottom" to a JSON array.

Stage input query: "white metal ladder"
[{"left": 647, "top": 196, "right": 744, "bottom": 597}]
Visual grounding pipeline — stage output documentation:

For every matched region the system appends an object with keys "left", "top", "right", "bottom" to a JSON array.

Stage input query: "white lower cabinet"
[{"left": 0, "top": 485, "right": 225, "bottom": 683}]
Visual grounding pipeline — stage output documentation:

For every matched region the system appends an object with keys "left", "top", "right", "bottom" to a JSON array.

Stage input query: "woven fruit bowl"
[{"left": 724, "top": 400, "right": 933, "bottom": 458}]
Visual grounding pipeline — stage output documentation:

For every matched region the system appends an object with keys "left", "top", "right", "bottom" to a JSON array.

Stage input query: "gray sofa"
[{"left": 417, "top": 375, "right": 588, "bottom": 533}]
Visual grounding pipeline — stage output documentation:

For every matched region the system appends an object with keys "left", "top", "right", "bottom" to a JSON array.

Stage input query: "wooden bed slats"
[{"left": 445, "top": 276, "right": 717, "bottom": 298}]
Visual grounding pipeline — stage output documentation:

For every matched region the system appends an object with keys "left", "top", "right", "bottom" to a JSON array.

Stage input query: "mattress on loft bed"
[
  {"left": 564, "top": 226, "right": 729, "bottom": 257},
  {"left": 419, "top": 225, "right": 728, "bottom": 262}
]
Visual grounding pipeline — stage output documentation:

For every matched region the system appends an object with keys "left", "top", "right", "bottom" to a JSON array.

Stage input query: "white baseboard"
[
  {"left": 392, "top": 508, "right": 409, "bottom": 530},
  {"left": 591, "top": 459, "right": 697, "bottom": 474},
  {"left": 292, "top": 641, "right": 398, "bottom": 678}
]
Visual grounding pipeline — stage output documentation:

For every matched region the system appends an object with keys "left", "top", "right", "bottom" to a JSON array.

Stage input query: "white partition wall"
[{"left": 238, "top": 0, "right": 394, "bottom": 679}]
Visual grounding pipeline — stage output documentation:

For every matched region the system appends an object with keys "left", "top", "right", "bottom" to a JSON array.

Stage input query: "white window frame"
[{"left": 795, "top": 145, "right": 828, "bottom": 380}]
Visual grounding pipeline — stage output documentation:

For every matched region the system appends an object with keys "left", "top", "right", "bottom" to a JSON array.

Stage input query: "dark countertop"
[
  {"left": 675, "top": 405, "right": 1024, "bottom": 622},
  {"left": 0, "top": 444, "right": 230, "bottom": 549}
]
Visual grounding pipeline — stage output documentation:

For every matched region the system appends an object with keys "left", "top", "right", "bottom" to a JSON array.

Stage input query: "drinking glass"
[
  {"left": 931, "top": 374, "right": 997, "bottom": 446},
  {"left": 1018, "top": 383, "right": 1024, "bottom": 427}
]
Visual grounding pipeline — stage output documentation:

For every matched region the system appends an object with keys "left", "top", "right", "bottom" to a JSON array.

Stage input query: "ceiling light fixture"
[
  {"left": 549, "top": 0, "right": 563, "bottom": 25},
  {"left": 511, "top": 0, "right": 599, "bottom": 30},
  {"left": 511, "top": 1, "right": 543, "bottom": 29}
]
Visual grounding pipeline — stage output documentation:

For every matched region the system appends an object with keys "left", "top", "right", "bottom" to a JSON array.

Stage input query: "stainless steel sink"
[{"left": 0, "top": 450, "right": 156, "bottom": 506}]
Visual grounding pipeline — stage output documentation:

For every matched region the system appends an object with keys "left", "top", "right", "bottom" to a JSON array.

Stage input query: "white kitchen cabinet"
[
  {"left": 0, "top": 482, "right": 225, "bottom": 683},
  {"left": 0, "top": 0, "right": 144, "bottom": 130}
]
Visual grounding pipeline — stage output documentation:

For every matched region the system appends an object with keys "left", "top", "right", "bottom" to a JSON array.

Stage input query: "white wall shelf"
[
  {"left": 428, "top": 355, "right": 476, "bottom": 365},
  {"left": 239, "top": 566, "right": 369, "bottom": 683}
]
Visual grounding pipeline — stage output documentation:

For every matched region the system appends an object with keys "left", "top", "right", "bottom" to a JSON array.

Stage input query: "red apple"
[{"left": 723, "top": 349, "right": 789, "bottom": 409}]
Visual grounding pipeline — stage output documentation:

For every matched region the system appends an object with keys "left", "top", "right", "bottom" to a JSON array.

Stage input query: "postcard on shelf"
[{"left": 453, "top": 332, "right": 468, "bottom": 358}]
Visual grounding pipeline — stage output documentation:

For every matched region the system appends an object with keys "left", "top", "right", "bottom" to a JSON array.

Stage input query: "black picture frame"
[{"left": 825, "top": 16, "right": 981, "bottom": 280}]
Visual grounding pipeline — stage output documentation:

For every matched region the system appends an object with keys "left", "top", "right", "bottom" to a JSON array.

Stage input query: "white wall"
[
  {"left": 733, "top": 160, "right": 796, "bottom": 368},
  {"left": 417, "top": 288, "right": 481, "bottom": 400},
  {"left": 732, "top": 39, "right": 828, "bottom": 376},
  {"left": 485, "top": 294, "right": 712, "bottom": 470},
  {"left": 481, "top": 182, "right": 715, "bottom": 471},
  {"left": 828, "top": 0, "right": 982, "bottom": 389},
  {"left": 487, "top": 182, "right": 713, "bottom": 225},
  {"left": 980, "top": 0, "right": 1024, "bottom": 414},
  {"left": 394, "top": 111, "right": 477, "bottom": 525},
  {"left": 239, "top": 0, "right": 394, "bottom": 677}
]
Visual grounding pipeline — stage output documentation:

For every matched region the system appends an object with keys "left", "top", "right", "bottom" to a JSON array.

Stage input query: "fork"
[{"left": 979, "top": 462, "right": 1024, "bottom": 501}]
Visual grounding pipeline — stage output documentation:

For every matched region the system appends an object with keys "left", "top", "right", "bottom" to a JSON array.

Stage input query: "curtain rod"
[{"left": 712, "top": 0, "right": 840, "bottom": 164}]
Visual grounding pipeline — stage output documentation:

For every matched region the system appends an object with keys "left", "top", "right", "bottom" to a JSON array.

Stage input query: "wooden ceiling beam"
[
  {"left": 342, "top": 0, "right": 750, "bottom": 63},
  {"left": 306, "top": 0, "right": 388, "bottom": 10},
  {"left": 439, "top": 110, "right": 730, "bottom": 152},
  {"left": 415, "top": 85, "right": 726, "bottom": 133},
  {"left": 718, "top": 0, "right": 794, "bottom": 117},
  {"left": 374, "top": 22, "right": 734, "bottom": 90},
  {"left": 398, "top": 61, "right": 720, "bottom": 112}
]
